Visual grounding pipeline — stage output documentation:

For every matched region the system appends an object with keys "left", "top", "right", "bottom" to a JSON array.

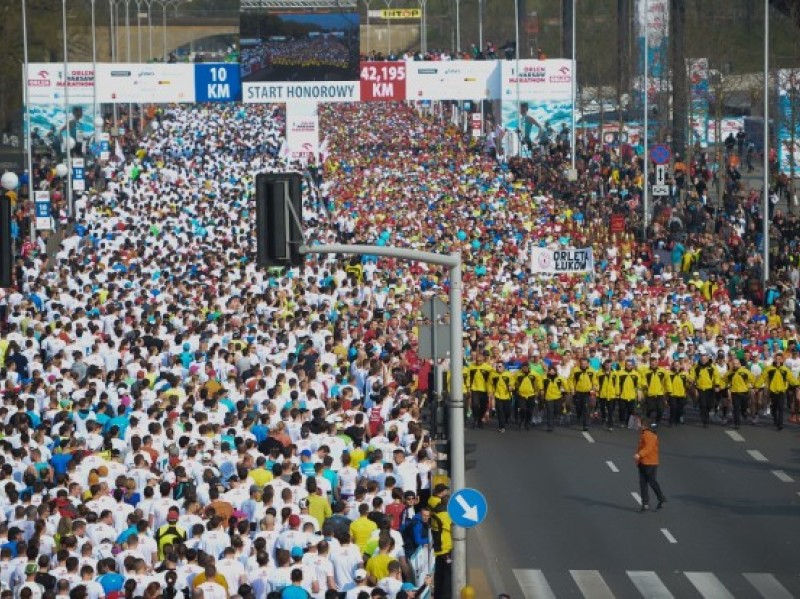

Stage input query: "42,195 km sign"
[{"left": 360, "top": 62, "right": 406, "bottom": 102}]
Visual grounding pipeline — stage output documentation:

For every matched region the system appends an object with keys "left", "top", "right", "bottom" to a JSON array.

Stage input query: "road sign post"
[{"left": 300, "top": 243, "right": 466, "bottom": 597}]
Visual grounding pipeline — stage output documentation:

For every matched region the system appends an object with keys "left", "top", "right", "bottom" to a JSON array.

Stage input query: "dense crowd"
[
  {"left": 243, "top": 39, "right": 353, "bottom": 72},
  {"left": 1, "top": 91, "right": 799, "bottom": 599}
]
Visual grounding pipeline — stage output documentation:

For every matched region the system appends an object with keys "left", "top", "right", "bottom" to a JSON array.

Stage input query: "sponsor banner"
[
  {"left": 285, "top": 101, "right": 319, "bottom": 163},
  {"left": 96, "top": 63, "right": 195, "bottom": 103},
  {"left": 406, "top": 60, "right": 500, "bottom": 100},
  {"left": 531, "top": 247, "right": 594, "bottom": 274},
  {"left": 706, "top": 117, "right": 744, "bottom": 144},
  {"left": 35, "top": 191, "right": 52, "bottom": 231},
  {"left": 500, "top": 60, "right": 574, "bottom": 138},
  {"left": 243, "top": 81, "right": 360, "bottom": 103},
  {"left": 72, "top": 157, "right": 85, "bottom": 192},
  {"left": 99, "top": 132, "right": 110, "bottom": 161},
  {"left": 637, "top": 0, "right": 669, "bottom": 103},
  {"left": 777, "top": 69, "right": 800, "bottom": 177},
  {"left": 688, "top": 58, "right": 709, "bottom": 147},
  {"left": 368, "top": 8, "right": 421, "bottom": 18},
  {"left": 27, "top": 63, "right": 95, "bottom": 105},
  {"left": 360, "top": 61, "right": 406, "bottom": 102}
]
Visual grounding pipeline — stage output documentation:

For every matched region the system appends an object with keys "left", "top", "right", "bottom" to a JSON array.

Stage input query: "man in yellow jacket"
[
  {"left": 690, "top": 351, "right": 722, "bottom": 428},
  {"left": 542, "top": 365, "right": 569, "bottom": 432},
  {"left": 666, "top": 360, "right": 689, "bottom": 426},
  {"left": 570, "top": 357, "right": 597, "bottom": 432},
  {"left": 515, "top": 363, "right": 542, "bottom": 430},
  {"left": 727, "top": 357, "right": 755, "bottom": 430},
  {"left": 596, "top": 360, "right": 619, "bottom": 431},
  {"left": 431, "top": 501, "right": 452, "bottom": 599},
  {"left": 489, "top": 362, "right": 515, "bottom": 433},
  {"left": 757, "top": 353, "right": 798, "bottom": 431},
  {"left": 641, "top": 355, "right": 670, "bottom": 424},
  {"left": 467, "top": 353, "right": 494, "bottom": 429},
  {"left": 617, "top": 359, "right": 643, "bottom": 427}
]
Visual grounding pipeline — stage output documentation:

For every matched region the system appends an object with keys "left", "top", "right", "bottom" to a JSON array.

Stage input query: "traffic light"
[
  {"left": 255, "top": 172, "right": 303, "bottom": 268},
  {"left": 0, "top": 195, "right": 12, "bottom": 288}
]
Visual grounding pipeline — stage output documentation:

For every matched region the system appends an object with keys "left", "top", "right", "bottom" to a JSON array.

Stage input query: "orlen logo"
[
  {"left": 549, "top": 65, "right": 572, "bottom": 83},
  {"left": 28, "top": 70, "right": 51, "bottom": 87}
]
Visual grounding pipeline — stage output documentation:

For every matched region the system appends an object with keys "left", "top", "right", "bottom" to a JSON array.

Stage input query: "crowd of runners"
[{"left": 0, "top": 93, "right": 799, "bottom": 599}]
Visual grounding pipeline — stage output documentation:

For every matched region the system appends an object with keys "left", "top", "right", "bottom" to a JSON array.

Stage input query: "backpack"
[
  {"left": 401, "top": 519, "right": 418, "bottom": 554},
  {"left": 367, "top": 406, "right": 384, "bottom": 437}
]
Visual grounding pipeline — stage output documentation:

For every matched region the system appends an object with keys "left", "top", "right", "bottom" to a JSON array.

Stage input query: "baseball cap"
[
  {"left": 288, "top": 514, "right": 301, "bottom": 528},
  {"left": 24, "top": 563, "right": 39, "bottom": 575},
  {"left": 401, "top": 583, "right": 417, "bottom": 591},
  {"left": 290, "top": 546, "right": 304, "bottom": 559},
  {"left": 300, "top": 449, "right": 312, "bottom": 458},
  {"left": 354, "top": 568, "right": 368, "bottom": 581}
]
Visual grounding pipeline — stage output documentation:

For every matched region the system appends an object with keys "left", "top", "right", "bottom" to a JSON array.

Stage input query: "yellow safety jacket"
[
  {"left": 596, "top": 371, "right": 619, "bottom": 400},
  {"left": 728, "top": 367, "right": 755, "bottom": 394},
  {"left": 489, "top": 371, "right": 515, "bottom": 400},
  {"left": 666, "top": 372, "right": 688, "bottom": 398},
  {"left": 467, "top": 363, "right": 494, "bottom": 393},
  {"left": 515, "top": 372, "right": 541, "bottom": 399},
  {"left": 570, "top": 368, "right": 596, "bottom": 393},
  {"left": 617, "top": 369, "right": 642, "bottom": 402},
  {"left": 757, "top": 365, "right": 797, "bottom": 393}
]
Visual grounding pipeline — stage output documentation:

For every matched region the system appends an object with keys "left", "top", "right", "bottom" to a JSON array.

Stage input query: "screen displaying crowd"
[{"left": 1, "top": 90, "right": 800, "bottom": 599}]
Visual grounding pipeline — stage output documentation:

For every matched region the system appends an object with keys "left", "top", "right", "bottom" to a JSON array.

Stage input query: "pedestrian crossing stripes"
[{"left": 512, "top": 569, "right": 798, "bottom": 598}]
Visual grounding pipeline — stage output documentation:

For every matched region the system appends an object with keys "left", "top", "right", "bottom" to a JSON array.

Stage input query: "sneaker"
[
  {"left": 657, "top": 498, "right": 667, "bottom": 510},
  {"left": 607, "top": 426, "right": 613, "bottom": 432},
  {"left": 582, "top": 426, "right": 589, "bottom": 432},
  {"left": 498, "top": 428, "right": 506, "bottom": 434},
  {"left": 640, "top": 504, "right": 649, "bottom": 512}
]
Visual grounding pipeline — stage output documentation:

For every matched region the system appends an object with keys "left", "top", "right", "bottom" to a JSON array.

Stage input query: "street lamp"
[
  {"left": 763, "top": 0, "right": 769, "bottom": 283},
  {"left": 1, "top": 172, "right": 19, "bottom": 193}
]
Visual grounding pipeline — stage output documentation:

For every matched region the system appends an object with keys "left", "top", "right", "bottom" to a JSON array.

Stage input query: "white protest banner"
[{"left": 531, "top": 247, "right": 594, "bottom": 274}]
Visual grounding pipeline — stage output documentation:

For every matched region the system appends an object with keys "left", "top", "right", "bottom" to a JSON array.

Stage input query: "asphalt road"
[{"left": 464, "top": 412, "right": 800, "bottom": 598}]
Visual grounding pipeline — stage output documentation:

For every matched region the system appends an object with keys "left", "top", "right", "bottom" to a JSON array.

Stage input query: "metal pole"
[
  {"left": 643, "top": 0, "right": 649, "bottom": 241},
  {"left": 448, "top": 251, "right": 466, "bottom": 598},
  {"left": 62, "top": 0, "right": 73, "bottom": 218},
  {"left": 455, "top": 0, "right": 460, "bottom": 55},
  {"left": 137, "top": 1, "right": 142, "bottom": 62},
  {"left": 422, "top": 0, "right": 427, "bottom": 55},
  {"left": 365, "top": 0, "right": 370, "bottom": 57},
  {"left": 385, "top": 0, "right": 392, "bottom": 57},
  {"left": 162, "top": 0, "right": 167, "bottom": 62},
  {"left": 22, "top": 0, "right": 35, "bottom": 241},
  {"left": 148, "top": 1, "right": 153, "bottom": 60},
  {"left": 125, "top": 0, "right": 131, "bottom": 61},
  {"left": 570, "top": 0, "right": 576, "bottom": 170},
  {"left": 297, "top": 243, "right": 465, "bottom": 599},
  {"left": 763, "top": 0, "right": 769, "bottom": 283},
  {"left": 478, "top": 0, "right": 483, "bottom": 54},
  {"left": 110, "top": 0, "right": 118, "bottom": 129},
  {"left": 514, "top": 0, "right": 521, "bottom": 156},
  {"left": 91, "top": 0, "right": 98, "bottom": 141}
]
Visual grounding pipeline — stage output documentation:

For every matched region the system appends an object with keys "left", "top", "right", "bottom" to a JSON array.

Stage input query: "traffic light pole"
[{"left": 300, "top": 244, "right": 466, "bottom": 598}]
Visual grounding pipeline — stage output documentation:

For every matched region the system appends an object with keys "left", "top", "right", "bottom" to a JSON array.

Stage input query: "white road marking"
[
  {"left": 684, "top": 572, "right": 735, "bottom": 599},
  {"left": 583, "top": 431, "right": 595, "bottom": 443},
  {"left": 606, "top": 460, "right": 619, "bottom": 473},
  {"left": 743, "top": 573, "right": 794, "bottom": 599},
  {"left": 660, "top": 528, "right": 677, "bottom": 544},
  {"left": 570, "top": 570, "right": 615, "bottom": 599},
  {"left": 513, "top": 569, "right": 556, "bottom": 599},
  {"left": 631, "top": 492, "right": 642, "bottom": 505},
  {"left": 627, "top": 571, "right": 675, "bottom": 599},
  {"left": 725, "top": 430, "right": 745, "bottom": 442},
  {"left": 747, "top": 449, "right": 768, "bottom": 462},
  {"left": 771, "top": 470, "right": 794, "bottom": 483}
]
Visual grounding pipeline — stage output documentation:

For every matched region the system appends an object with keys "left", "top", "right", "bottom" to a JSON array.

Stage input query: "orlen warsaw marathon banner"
[
  {"left": 499, "top": 60, "right": 574, "bottom": 155},
  {"left": 26, "top": 62, "right": 241, "bottom": 140}
]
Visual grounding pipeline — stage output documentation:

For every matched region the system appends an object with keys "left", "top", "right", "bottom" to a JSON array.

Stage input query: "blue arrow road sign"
[{"left": 448, "top": 488, "right": 488, "bottom": 528}]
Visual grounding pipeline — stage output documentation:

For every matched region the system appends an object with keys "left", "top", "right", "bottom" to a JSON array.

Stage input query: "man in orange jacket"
[{"left": 634, "top": 418, "right": 667, "bottom": 512}]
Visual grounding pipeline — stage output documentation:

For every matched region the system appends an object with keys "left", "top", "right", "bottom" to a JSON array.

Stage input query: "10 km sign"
[{"left": 360, "top": 62, "right": 406, "bottom": 101}]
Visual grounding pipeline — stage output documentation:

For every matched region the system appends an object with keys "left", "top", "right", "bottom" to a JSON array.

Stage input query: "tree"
[{"left": 670, "top": 0, "right": 687, "bottom": 155}]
